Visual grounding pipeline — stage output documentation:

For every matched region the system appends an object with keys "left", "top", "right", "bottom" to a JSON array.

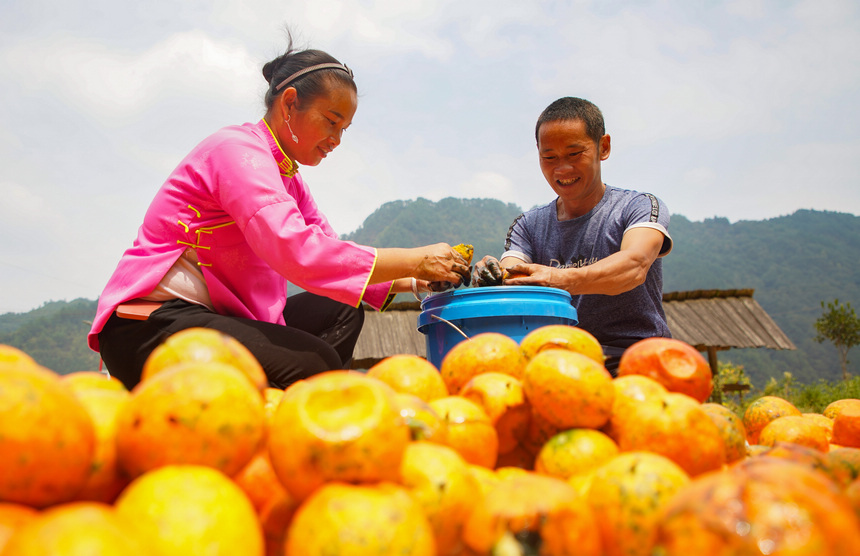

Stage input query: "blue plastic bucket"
[{"left": 417, "top": 286, "right": 578, "bottom": 369}]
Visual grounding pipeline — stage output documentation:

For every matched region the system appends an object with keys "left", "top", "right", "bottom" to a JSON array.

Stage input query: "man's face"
[{"left": 537, "top": 119, "right": 610, "bottom": 210}]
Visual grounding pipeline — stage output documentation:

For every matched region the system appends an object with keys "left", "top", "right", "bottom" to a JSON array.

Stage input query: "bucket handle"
[{"left": 430, "top": 314, "right": 471, "bottom": 341}]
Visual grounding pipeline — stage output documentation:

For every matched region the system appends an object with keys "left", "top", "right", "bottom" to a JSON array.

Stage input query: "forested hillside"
[
  {"left": 662, "top": 210, "right": 860, "bottom": 385},
  {"left": 0, "top": 298, "right": 100, "bottom": 373},
  {"left": 2, "top": 201, "right": 857, "bottom": 385},
  {"left": 343, "top": 197, "right": 524, "bottom": 261}
]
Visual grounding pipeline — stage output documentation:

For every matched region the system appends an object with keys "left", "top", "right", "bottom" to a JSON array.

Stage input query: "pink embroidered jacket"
[{"left": 88, "top": 119, "right": 393, "bottom": 352}]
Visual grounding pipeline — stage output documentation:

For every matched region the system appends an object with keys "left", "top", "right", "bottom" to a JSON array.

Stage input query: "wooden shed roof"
[
  {"left": 351, "top": 301, "right": 424, "bottom": 368},
  {"left": 350, "top": 288, "right": 795, "bottom": 368},
  {"left": 662, "top": 289, "right": 796, "bottom": 352}
]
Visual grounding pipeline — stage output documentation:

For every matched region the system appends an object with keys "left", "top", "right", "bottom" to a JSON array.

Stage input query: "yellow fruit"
[
  {"left": 520, "top": 325, "right": 605, "bottom": 365},
  {"left": 453, "top": 243, "right": 474, "bottom": 264},
  {"left": 523, "top": 349, "right": 615, "bottom": 430},
  {"left": 399, "top": 441, "right": 481, "bottom": 555},
  {"left": 267, "top": 371, "right": 411, "bottom": 500},
  {"left": 115, "top": 465, "right": 263, "bottom": 556},
  {"left": 115, "top": 362, "right": 266, "bottom": 479},
  {"left": 285, "top": 482, "right": 435, "bottom": 556},
  {"left": 0, "top": 367, "right": 96, "bottom": 508}
]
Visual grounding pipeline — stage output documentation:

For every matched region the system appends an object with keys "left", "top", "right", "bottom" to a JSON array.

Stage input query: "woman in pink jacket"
[{"left": 88, "top": 39, "right": 469, "bottom": 389}]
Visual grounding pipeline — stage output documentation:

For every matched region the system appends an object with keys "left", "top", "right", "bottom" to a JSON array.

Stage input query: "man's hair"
[{"left": 535, "top": 97, "right": 605, "bottom": 145}]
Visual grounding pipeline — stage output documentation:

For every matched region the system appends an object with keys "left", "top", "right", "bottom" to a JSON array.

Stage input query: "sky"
[{"left": 1, "top": 0, "right": 859, "bottom": 314}]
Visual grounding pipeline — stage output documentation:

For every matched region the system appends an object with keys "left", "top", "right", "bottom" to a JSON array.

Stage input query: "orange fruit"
[
  {"left": 832, "top": 401, "right": 860, "bottom": 448},
  {"left": 568, "top": 470, "right": 597, "bottom": 498},
  {"left": 0, "top": 344, "right": 42, "bottom": 371},
  {"left": 439, "top": 332, "right": 527, "bottom": 394},
  {"left": 232, "top": 450, "right": 288, "bottom": 514},
  {"left": 2, "top": 502, "right": 148, "bottom": 555},
  {"left": 0, "top": 366, "right": 96, "bottom": 508},
  {"left": 367, "top": 354, "right": 448, "bottom": 402},
  {"left": 258, "top": 489, "right": 299, "bottom": 556},
  {"left": 392, "top": 392, "right": 449, "bottom": 443},
  {"left": 519, "top": 324, "right": 605, "bottom": 365},
  {"left": 804, "top": 412, "right": 835, "bottom": 442},
  {"left": 521, "top": 406, "right": 564, "bottom": 456},
  {"left": 116, "top": 465, "right": 263, "bottom": 556},
  {"left": 0, "top": 503, "right": 38, "bottom": 553},
  {"left": 700, "top": 402, "right": 747, "bottom": 463},
  {"left": 759, "top": 414, "right": 830, "bottom": 452},
  {"left": 827, "top": 447, "right": 860, "bottom": 489},
  {"left": 459, "top": 371, "right": 530, "bottom": 454},
  {"left": 495, "top": 443, "right": 536, "bottom": 470},
  {"left": 61, "top": 371, "right": 128, "bottom": 393},
  {"left": 522, "top": 349, "right": 615, "bottom": 430},
  {"left": 115, "top": 361, "right": 266, "bottom": 479},
  {"left": 466, "top": 463, "right": 501, "bottom": 497},
  {"left": 267, "top": 371, "right": 411, "bottom": 500},
  {"left": 824, "top": 398, "right": 860, "bottom": 420},
  {"left": 399, "top": 441, "right": 482, "bottom": 556},
  {"left": 494, "top": 465, "right": 532, "bottom": 481},
  {"left": 463, "top": 472, "right": 602, "bottom": 556},
  {"left": 428, "top": 395, "right": 499, "bottom": 468},
  {"left": 535, "top": 428, "right": 619, "bottom": 480},
  {"left": 742, "top": 395, "right": 802, "bottom": 445},
  {"left": 847, "top": 478, "right": 860, "bottom": 522},
  {"left": 262, "top": 387, "right": 284, "bottom": 430},
  {"left": 654, "top": 457, "right": 860, "bottom": 555},
  {"left": 70, "top": 389, "right": 132, "bottom": 503},
  {"left": 602, "top": 374, "right": 668, "bottom": 441},
  {"left": 142, "top": 327, "right": 267, "bottom": 390},
  {"left": 754, "top": 441, "right": 836, "bottom": 480},
  {"left": 587, "top": 451, "right": 690, "bottom": 556},
  {"left": 618, "top": 337, "right": 713, "bottom": 403},
  {"left": 616, "top": 392, "right": 726, "bottom": 476},
  {"left": 284, "top": 482, "right": 435, "bottom": 556}
]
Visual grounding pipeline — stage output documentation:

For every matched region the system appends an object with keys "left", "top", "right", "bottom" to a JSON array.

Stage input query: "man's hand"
[
  {"left": 471, "top": 255, "right": 505, "bottom": 287},
  {"left": 502, "top": 263, "right": 561, "bottom": 289}
]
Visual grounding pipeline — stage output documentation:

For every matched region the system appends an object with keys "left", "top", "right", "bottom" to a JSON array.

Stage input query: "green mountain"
[
  {"left": 661, "top": 210, "right": 860, "bottom": 385},
  {"left": 2, "top": 199, "right": 858, "bottom": 386},
  {"left": 342, "top": 197, "right": 524, "bottom": 260},
  {"left": 0, "top": 298, "right": 100, "bottom": 374}
]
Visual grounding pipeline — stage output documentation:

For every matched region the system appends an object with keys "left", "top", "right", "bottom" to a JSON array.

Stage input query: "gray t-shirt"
[{"left": 502, "top": 185, "right": 672, "bottom": 351}]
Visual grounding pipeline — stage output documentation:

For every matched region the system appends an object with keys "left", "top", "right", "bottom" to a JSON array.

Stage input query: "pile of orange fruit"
[{"left": 2, "top": 325, "right": 860, "bottom": 555}]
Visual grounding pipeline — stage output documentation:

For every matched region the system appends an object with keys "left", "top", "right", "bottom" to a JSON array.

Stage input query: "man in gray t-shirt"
[{"left": 472, "top": 97, "right": 673, "bottom": 374}]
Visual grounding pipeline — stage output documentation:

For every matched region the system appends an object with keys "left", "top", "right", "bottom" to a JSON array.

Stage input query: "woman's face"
[{"left": 283, "top": 83, "right": 357, "bottom": 166}]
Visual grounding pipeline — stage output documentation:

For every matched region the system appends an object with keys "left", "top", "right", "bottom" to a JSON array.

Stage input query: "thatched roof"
[
  {"left": 350, "top": 288, "right": 795, "bottom": 369},
  {"left": 662, "top": 289, "right": 796, "bottom": 352}
]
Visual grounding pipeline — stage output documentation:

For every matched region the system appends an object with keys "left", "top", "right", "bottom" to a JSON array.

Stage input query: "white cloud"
[
  {"left": 1, "top": 31, "right": 260, "bottom": 126},
  {"left": 1, "top": 0, "right": 859, "bottom": 313}
]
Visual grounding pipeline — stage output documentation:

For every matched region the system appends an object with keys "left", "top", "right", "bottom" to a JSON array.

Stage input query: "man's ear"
[{"left": 599, "top": 134, "right": 611, "bottom": 161}]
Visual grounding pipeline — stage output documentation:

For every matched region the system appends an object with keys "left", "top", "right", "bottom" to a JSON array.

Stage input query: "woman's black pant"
[{"left": 98, "top": 293, "right": 365, "bottom": 390}]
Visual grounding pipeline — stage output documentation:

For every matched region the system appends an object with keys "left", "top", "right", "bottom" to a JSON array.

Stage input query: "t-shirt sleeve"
[
  {"left": 501, "top": 213, "right": 533, "bottom": 263},
  {"left": 624, "top": 193, "right": 673, "bottom": 256}
]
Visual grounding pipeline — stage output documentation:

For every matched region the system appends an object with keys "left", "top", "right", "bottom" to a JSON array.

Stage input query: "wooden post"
[
  {"left": 707, "top": 346, "right": 721, "bottom": 404},
  {"left": 707, "top": 346, "right": 719, "bottom": 377}
]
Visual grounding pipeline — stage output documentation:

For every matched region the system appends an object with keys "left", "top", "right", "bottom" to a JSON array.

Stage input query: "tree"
[{"left": 814, "top": 299, "right": 860, "bottom": 381}]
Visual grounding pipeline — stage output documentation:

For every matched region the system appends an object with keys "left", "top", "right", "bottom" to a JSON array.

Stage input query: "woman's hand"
[
  {"left": 371, "top": 244, "right": 471, "bottom": 287},
  {"left": 413, "top": 243, "right": 471, "bottom": 287}
]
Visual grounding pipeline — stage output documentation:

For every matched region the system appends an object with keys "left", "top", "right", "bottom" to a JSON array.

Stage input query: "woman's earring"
[{"left": 285, "top": 115, "right": 299, "bottom": 144}]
